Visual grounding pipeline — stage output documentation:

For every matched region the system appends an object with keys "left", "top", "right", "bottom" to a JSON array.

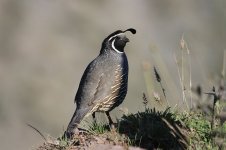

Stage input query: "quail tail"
[{"left": 63, "top": 109, "right": 87, "bottom": 139}]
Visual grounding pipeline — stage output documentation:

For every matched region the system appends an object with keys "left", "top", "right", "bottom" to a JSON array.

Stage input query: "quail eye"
[
  {"left": 115, "top": 38, "right": 124, "bottom": 46},
  {"left": 113, "top": 37, "right": 127, "bottom": 52}
]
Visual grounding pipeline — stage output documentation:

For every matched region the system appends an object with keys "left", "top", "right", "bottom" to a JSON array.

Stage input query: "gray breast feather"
[{"left": 74, "top": 53, "right": 128, "bottom": 113}]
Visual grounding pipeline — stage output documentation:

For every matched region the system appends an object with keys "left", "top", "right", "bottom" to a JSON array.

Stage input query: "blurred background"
[{"left": 0, "top": 0, "right": 225, "bottom": 149}]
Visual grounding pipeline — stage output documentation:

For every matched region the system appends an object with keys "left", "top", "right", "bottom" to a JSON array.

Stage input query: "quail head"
[{"left": 64, "top": 28, "right": 136, "bottom": 138}]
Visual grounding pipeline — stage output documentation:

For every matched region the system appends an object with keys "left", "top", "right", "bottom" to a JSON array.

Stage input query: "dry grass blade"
[{"left": 162, "top": 118, "right": 189, "bottom": 149}]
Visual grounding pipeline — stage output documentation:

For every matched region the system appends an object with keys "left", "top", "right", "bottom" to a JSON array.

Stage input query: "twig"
[
  {"left": 26, "top": 123, "right": 47, "bottom": 141},
  {"left": 204, "top": 86, "right": 220, "bottom": 130}
]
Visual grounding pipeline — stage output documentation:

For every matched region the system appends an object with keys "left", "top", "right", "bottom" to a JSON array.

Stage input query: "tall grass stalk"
[
  {"left": 173, "top": 49, "right": 189, "bottom": 110},
  {"left": 181, "top": 35, "right": 193, "bottom": 109},
  {"left": 154, "top": 66, "right": 169, "bottom": 106},
  {"left": 222, "top": 50, "right": 226, "bottom": 79},
  {"left": 181, "top": 35, "right": 185, "bottom": 105}
]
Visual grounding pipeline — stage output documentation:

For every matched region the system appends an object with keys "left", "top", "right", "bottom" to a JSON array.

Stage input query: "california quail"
[{"left": 64, "top": 28, "right": 136, "bottom": 138}]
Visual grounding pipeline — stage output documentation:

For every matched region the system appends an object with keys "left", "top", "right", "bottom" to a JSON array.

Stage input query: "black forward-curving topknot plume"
[{"left": 123, "top": 28, "right": 136, "bottom": 34}]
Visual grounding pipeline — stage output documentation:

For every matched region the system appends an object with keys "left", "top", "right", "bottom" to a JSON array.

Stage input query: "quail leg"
[
  {"left": 105, "top": 111, "right": 113, "bottom": 125},
  {"left": 92, "top": 112, "right": 97, "bottom": 124}
]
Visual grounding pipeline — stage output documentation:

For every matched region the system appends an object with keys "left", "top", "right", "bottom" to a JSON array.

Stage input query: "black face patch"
[{"left": 113, "top": 37, "right": 127, "bottom": 52}]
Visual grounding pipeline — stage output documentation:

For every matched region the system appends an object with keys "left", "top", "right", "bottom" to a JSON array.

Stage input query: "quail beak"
[{"left": 123, "top": 37, "right": 129, "bottom": 43}]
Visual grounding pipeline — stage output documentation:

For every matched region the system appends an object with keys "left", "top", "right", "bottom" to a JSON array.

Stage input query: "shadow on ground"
[{"left": 118, "top": 108, "right": 189, "bottom": 149}]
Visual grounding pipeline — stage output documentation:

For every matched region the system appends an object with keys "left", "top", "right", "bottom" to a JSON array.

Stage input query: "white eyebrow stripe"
[
  {"left": 108, "top": 33, "right": 124, "bottom": 41},
  {"left": 112, "top": 39, "right": 123, "bottom": 53}
]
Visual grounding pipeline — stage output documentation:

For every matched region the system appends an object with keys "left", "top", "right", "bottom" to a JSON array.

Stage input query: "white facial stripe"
[
  {"left": 112, "top": 39, "right": 123, "bottom": 53},
  {"left": 108, "top": 33, "right": 124, "bottom": 41}
]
